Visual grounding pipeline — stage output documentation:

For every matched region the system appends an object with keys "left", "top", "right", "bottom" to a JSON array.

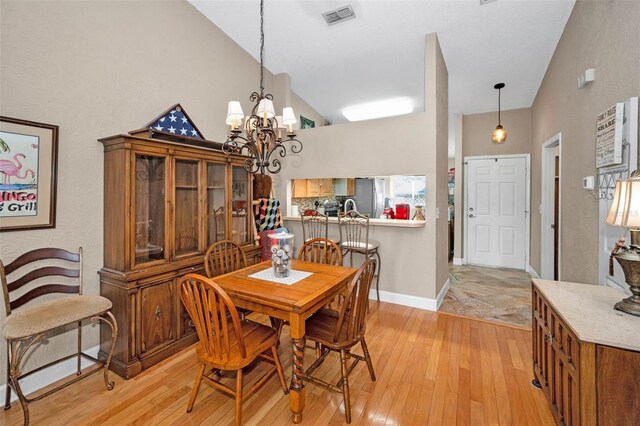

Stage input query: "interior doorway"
[
  {"left": 540, "top": 134, "right": 561, "bottom": 280},
  {"left": 464, "top": 155, "right": 530, "bottom": 270}
]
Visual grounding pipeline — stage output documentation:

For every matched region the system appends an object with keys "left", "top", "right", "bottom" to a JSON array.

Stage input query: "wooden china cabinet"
[{"left": 98, "top": 132, "right": 260, "bottom": 378}]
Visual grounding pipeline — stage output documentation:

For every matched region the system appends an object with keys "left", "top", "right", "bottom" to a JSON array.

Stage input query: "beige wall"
[
  {"left": 0, "top": 0, "right": 323, "bottom": 387},
  {"left": 463, "top": 108, "right": 532, "bottom": 158},
  {"left": 530, "top": 0, "right": 640, "bottom": 283},
  {"left": 274, "top": 33, "right": 449, "bottom": 301}
]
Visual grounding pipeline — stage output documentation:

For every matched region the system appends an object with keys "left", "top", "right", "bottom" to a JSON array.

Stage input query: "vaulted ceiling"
[{"left": 191, "top": 0, "right": 575, "bottom": 154}]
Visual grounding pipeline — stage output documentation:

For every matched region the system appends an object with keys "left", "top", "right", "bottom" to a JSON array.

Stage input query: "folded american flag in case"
[{"left": 147, "top": 104, "right": 203, "bottom": 139}]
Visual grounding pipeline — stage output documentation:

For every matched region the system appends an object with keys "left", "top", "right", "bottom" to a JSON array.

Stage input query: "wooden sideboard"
[
  {"left": 98, "top": 133, "right": 260, "bottom": 379},
  {"left": 532, "top": 279, "right": 640, "bottom": 425}
]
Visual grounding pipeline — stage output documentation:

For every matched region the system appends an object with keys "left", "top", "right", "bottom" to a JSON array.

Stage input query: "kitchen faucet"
[{"left": 344, "top": 198, "right": 357, "bottom": 213}]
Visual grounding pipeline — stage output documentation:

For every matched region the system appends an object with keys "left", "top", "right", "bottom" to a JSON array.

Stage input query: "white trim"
[
  {"left": 368, "top": 279, "right": 450, "bottom": 312},
  {"left": 540, "top": 133, "right": 562, "bottom": 280},
  {"left": 452, "top": 257, "right": 465, "bottom": 266},
  {"left": 463, "top": 154, "right": 531, "bottom": 271},
  {"left": 527, "top": 264, "right": 540, "bottom": 279},
  {"left": 0, "top": 345, "right": 100, "bottom": 403}
]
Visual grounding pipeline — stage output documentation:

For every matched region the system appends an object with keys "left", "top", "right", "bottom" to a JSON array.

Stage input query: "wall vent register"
[{"left": 323, "top": 5, "right": 356, "bottom": 26}]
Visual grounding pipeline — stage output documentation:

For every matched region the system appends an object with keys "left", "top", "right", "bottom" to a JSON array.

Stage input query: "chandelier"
[{"left": 222, "top": 0, "right": 303, "bottom": 174}]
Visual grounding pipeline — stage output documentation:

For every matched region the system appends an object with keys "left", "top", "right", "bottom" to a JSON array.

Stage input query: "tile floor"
[{"left": 440, "top": 264, "right": 533, "bottom": 328}]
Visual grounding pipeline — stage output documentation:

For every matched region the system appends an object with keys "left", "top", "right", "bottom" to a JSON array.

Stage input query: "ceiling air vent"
[{"left": 322, "top": 5, "right": 355, "bottom": 26}]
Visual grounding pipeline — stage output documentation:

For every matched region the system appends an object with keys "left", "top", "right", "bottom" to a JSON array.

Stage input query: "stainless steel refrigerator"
[{"left": 350, "top": 178, "right": 385, "bottom": 218}]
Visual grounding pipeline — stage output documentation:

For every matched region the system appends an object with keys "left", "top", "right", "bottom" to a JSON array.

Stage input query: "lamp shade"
[
  {"left": 257, "top": 99, "right": 275, "bottom": 118},
  {"left": 282, "top": 107, "right": 297, "bottom": 125},
  {"left": 606, "top": 179, "right": 640, "bottom": 228},
  {"left": 227, "top": 101, "right": 244, "bottom": 119}
]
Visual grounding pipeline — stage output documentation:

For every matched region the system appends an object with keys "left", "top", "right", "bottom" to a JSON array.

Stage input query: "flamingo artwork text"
[{"left": 0, "top": 130, "right": 39, "bottom": 218}]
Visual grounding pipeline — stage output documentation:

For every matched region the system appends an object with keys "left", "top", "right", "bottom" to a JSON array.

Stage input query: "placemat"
[{"left": 248, "top": 268, "right": 312, "bottom": 285}]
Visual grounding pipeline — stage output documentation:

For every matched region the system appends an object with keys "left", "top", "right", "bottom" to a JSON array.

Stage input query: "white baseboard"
[
  {"left": 0, "top": 345, "right": 100, "bottom": 403},
  {"left": 452, "top": 257, "right": 465, "bottom": 266},
  {"left": 369, "top": 278, "right": 450, "bottom": 312},
  {"left": 527, "top": 264, "right": 540, "bottom": 278}
]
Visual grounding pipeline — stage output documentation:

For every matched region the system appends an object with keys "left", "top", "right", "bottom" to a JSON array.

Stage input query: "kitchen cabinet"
[
  {"left": 532, "top": 280, "right": 640, "bottom": 425},
  {"left": 98, "top": 131, "right": 257, "bottom": 378},
  {"left": 333, "top": 178, "right": 355, "bottom": 196},
  {"left": 292, "top": 178, "right": 333, "bottom": 198}
]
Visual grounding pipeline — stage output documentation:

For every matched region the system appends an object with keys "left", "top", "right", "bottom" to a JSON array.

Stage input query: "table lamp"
[{"left": 606, "top": 171, "right": 640, "bottom": 316}]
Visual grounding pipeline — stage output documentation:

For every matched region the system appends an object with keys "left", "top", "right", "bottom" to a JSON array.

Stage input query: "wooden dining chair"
[
  {"left": 302, "top": 258, "right": 377, "bottom": 423},
  {"left": 179, "top": 274, "right": 288, "bottom": 426},
  {"left": 300, "top": 210, "right": 329, "bottom": 242},
  {"left": 0, "top": 247, "right": 118, "bottom": 426},
  {"left": 204, "top": 239, "right": 250, "bottom": 320},
  {"left": 297, "top": 237, "right": 343, "bottom": 266}
]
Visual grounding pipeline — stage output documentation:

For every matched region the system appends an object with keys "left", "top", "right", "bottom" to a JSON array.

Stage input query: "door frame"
[
  {"left": 463, "top": 154, "right": 531, "bottom": 270},
  {"left": 541, "top": 133, "right": 562, "bottom": 280}
]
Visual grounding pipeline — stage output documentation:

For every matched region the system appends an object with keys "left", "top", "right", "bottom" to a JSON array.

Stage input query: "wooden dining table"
[{"left": 214, "top": 259, "right": 357, "bottom": 423}]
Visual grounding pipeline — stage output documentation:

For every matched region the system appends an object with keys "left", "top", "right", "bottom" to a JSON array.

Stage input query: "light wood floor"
[{"left": 0, "top": 302, "right": 554, "bottom": 425}]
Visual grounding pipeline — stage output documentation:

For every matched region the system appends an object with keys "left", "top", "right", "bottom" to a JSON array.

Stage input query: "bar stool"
[
  {"left": 338, "top": 210, "right": 381, "bottom": 301},
  {"left": 300, "top": 210, "right": 328, "bottom": 242}
]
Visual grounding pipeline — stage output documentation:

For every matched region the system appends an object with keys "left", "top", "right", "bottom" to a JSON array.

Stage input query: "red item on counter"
[
  {"left": 395, "top": 203, "right": 410, "bottom": 220},
  {"left": 383, "top": 207, "right": 395, "bottom": 219}
]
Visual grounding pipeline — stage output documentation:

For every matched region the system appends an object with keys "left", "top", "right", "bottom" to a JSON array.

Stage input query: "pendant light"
[{"left": 491, "top": 83, "right": 507, "bottom": 144}]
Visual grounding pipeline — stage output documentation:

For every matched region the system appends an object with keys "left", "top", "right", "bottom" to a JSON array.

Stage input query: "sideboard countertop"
[{"left": 532, "top": 279, "right": 640, "bottom": 352}]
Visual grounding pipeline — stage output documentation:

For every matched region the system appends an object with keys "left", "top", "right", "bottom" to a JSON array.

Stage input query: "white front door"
[{"left": 466, "top": 156, "right": 527, "bottom": 269}]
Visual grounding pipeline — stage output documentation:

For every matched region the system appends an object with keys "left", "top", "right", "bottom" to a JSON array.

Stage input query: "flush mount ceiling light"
[
  {"left": 222, "top": 0, "right": 302, "bottom": 175},
  {"left": 342, "top": 98, "right": 413, "bottom": 122},
  {"left": 491, "top": 83, "right": 507, "bottom": 144}
]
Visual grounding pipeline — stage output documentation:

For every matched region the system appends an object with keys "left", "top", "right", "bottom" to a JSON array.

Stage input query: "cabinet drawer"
[{"left": 140, "top": 280, "right": 176, "bottom": 355}]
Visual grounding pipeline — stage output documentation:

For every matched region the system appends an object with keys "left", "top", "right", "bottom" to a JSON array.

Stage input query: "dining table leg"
[{"left": 289, "top": 314, "right": 306, "bottom": 423}]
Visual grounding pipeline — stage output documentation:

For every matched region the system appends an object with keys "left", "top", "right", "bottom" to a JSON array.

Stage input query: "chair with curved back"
[
  {"left": 300, "top": 210, "right": 328, "bottom": 242},
  {"left": 338, "top": 210, "right": 381, "bottom": 302},
  {"left": 179, "top": 274, "right": 288, "bottom": 426},
  {"left": 302, "top": 258, "right": 377, "bottom": 423},
  {"left": 204, "top": 239, "right": 250, "bottom": 320},
  {"left": 0, "top": 247, "right": 118, "bottom": 425},
  {"left": 297, "top": 237, "right": 343, "bottom": 266}
]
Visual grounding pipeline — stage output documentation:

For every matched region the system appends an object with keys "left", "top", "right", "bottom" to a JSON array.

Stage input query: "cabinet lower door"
[{"left": 140, "top": 280, "right": 176, "bottom": 355}]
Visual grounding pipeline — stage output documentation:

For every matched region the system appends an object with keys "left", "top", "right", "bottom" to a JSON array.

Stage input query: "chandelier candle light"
[
  {"left": 491, "top": 83, "right": 507, "bottom": 144},
  {"left": 222, "top": 0, "right": 303, "bottom": 175}
]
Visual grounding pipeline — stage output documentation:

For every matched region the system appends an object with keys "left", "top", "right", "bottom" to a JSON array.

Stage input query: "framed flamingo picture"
[{"left": 0, "top": 116, "right": 58, "bottom": 231}]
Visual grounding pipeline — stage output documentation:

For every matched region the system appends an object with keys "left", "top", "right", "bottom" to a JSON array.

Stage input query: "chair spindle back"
[
  {"left": 338, "top": 210, "right": 370, "bottom": 249},
  {"left": 297, "top": 238, "right": 343, "bottom": 266},
  {"left": 179, "top": 274, "right": 247, "bottom": 362},
  {"left": 204, "top": 240, "right": 247, "bottom": 278},
  {"left": 0, "top": 247, "right": 83, "bottom": 315},
  {"left": 300, "top": 211, "right": 329, "bottom": 241},
  {"left": 333, "top": 258, "right": 376, "bottom": 343}
]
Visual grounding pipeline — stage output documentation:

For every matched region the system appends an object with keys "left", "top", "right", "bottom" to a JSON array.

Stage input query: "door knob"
[{"left": 469, "top": 214, "right": 476, "bottom": 218}]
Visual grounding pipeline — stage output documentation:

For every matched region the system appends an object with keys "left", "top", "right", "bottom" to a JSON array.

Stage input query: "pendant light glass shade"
[
  {"left": 492, "top": 83, "right": 507, "bottom": 144},
  {"left": 492, "top": 124, "right": 507, "bottom": 144}
]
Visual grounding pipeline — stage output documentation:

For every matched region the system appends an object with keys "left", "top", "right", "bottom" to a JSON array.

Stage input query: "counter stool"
[
  {"left": 338, "top": 210, "right": 381, "bottom": 302},
  {"left": 300, "top": 210, "right": 328, "bottom": 242}
]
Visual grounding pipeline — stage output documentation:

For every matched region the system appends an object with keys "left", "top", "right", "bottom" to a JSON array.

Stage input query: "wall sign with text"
[
  {"left": 0, "top": 116, "right": 58, "bottom": 231},
  {"left": 596, "top": 103, "right": 624, "bottom": 169}
]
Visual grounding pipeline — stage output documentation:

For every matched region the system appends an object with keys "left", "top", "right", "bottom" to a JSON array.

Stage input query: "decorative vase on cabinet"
[{"left": 98, "top": 130, "right": 258, "bottom": 378}]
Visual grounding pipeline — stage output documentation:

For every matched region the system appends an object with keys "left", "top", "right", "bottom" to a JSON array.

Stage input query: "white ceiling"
[{"left": 190, "top": 0, "right": 575, "bottom": 155}]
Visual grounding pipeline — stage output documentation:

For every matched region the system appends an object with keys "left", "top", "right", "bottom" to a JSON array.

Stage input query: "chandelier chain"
[{"left": 259, "top": 0, "right": 265, "bottom": 96}]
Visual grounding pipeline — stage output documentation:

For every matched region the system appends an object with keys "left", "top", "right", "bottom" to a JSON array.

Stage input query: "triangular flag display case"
[{"left": 130, "top": 103, "right": 221, "bottom": 149}]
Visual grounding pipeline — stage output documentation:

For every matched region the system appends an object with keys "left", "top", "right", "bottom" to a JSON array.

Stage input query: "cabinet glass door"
[
  {"left": 134, "top": 154, "right": 167, "bottom": 265},
  {"left": 231, "top": 166, "right": 251, "bottom": 244},
  {"left": 174, "top": 159, "right": 200, "bottom": 257},
  {"left": 206, "top": 162, "right": 226, "bottom": 246}
]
